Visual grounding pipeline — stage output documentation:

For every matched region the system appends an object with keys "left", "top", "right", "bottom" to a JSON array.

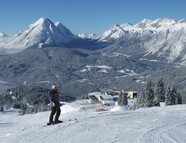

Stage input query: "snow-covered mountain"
[
  {"left": 78, "top": 33, "right": 99, "bottom": 39},
  {"left": 13, "top": 18, "right": 78, "bottom": 48},
  {"left": 1, "top": 100, "right": 186, "bottom": 143},
  {"left": 0, "top": 18, "right": 186, "bottom": 64},
  {"left": 55, "top": 21, "right": 77, "bottom": 41},
  {"left": 99, "top": 18, "right": 186, "bottom": 64},
  {"left": 1, "top": 17, "right": 186, "bottom": 63},
  {"left": 0, "top": 18, "right": 78, "bottom": 53},
  {"left": 0, "top": 32, "right": 7, "bottom": 39}
]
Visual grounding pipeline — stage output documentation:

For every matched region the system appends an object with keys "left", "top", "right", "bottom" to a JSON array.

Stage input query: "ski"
[{"left": 43, "top": 119, "right": 77, "bottom": 127}]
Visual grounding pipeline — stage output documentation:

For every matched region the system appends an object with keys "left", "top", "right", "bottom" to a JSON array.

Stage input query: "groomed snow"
[{"left": 1, "top": 100, "right": 186, "bottom": 143}]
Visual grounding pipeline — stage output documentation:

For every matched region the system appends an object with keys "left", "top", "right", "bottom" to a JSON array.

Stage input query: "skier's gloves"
[{"left": 51, "top": 102, "right": 55, "bottom": 106}]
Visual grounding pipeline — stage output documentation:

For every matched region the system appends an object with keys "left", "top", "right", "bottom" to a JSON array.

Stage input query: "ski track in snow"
[
  {"left": 139, "top": 119, "right": 186, "bottom": 143},
  {"left": 1, "top": 101, "right": 186, "bottom": 143}
]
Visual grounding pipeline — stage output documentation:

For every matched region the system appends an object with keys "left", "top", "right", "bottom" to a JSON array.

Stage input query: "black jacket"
[{"left": 49, "top": 90, "right": 60, "bottom": 106}]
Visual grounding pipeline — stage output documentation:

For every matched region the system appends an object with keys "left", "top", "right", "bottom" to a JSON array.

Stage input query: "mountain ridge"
[
  {"left": 99, "top": 18, "right": 186, "bottom": 64},
  {"left": 0, "top": 18, "right": 186, "bottom": 97},
  {"left": 1, "top": 18, "right": 186, "bottom": 51},
  {"left": 0, "top": 18, "right": 79, "bottom": 53}
]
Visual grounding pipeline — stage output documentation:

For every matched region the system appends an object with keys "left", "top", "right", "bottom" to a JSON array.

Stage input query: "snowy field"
[{"left": 0, "top": 100, "right": 186, "bottom": 143}]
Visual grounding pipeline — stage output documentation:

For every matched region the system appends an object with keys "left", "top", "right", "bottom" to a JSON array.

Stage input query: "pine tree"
[
  {"left": 176, "top": 93, "right": 182, "bottom": 104},
  {"left": 0, "top": 106, "right": 4, "bottom": 112},
  {"left": 137, "top": 88, "right": 145, "bottom": 107},
  {"left": 143, "top": 80, "right": 154, "bottom": 107},
  {"left": 118, "top": 92, "right": 122, "bottom": 105},
  {"left": 155, "top": 78, "right": 165, "bottom": 102},
  {"left": 165, "top": 86, "right": 171, "bottom": 105},
  {"left": 122, "top": 92, "right": 128, "bottom": 106},
  {"left": 118, "top": 90, "right": 128, "bottom": 106},
  {"left": 165, "top": 85, "right": 177, "bottom": 105}
]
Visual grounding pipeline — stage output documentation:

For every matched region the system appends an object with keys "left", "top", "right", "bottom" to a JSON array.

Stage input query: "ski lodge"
[{"left": 88, "top": 89, "right": 138, "bottom": 106}]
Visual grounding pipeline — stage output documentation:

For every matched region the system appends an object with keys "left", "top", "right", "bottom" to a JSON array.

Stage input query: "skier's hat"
[{"left": 51, "top": 84, "right": 57, "bottom": 90}]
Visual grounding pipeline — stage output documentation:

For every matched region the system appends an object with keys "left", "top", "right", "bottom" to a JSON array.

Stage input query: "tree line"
[
  {"left": 138, "top": 78, "right": 182, "bottom": 107},
  {"left": 117, "top": 78, "right": 182, "bottom": 108},
  {"left": 0, "top": 85, "right": 76, "bottom": 115}
]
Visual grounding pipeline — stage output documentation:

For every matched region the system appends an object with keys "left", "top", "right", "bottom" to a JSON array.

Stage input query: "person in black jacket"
[{"left": 47, "top": 84, "right": 62, "bottom": 125}]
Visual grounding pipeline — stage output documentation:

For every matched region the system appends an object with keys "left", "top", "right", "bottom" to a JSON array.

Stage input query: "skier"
[{"left": 47, "top": 84, "right": 63, "bottom": 125}]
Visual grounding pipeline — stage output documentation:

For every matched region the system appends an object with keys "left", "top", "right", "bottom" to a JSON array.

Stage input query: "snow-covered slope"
[
  {"left": 100, "top": 18, "right": 186, "bottom": 64},
  {"left": 0, "top": 18, "right": 78, "bottom": 53},
  {"left": 1, "top": 100, "right": 186, "bottom": 143},
  {"left": 55, "top": 21, "right": 77, "bottom": 41}
]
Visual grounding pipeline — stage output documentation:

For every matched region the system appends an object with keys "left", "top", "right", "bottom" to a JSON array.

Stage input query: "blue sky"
[{"left": 0, "top": 0, "right": 186, "bottom": 35}]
